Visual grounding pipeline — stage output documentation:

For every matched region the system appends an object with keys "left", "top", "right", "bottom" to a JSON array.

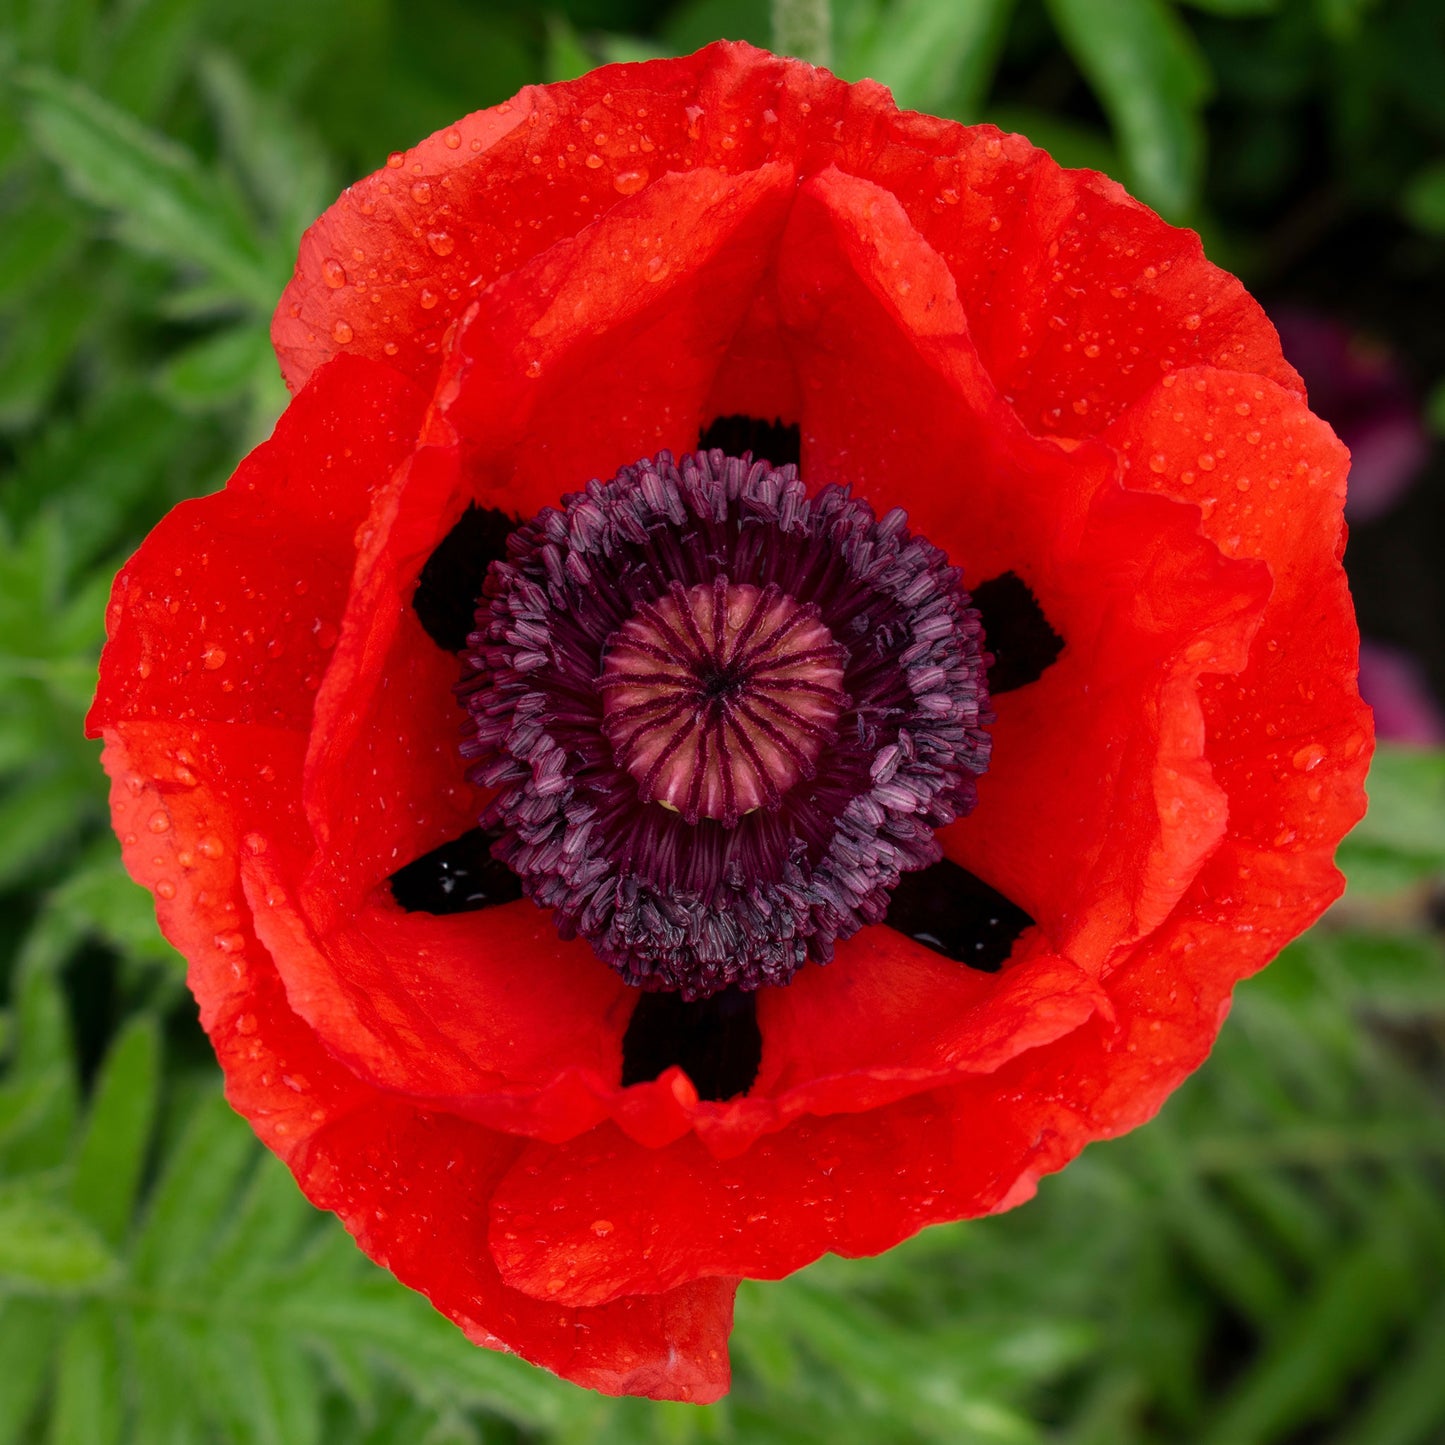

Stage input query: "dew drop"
[
  {"left": 685, "top": 105, "right": 704, "bottom": 139},
  {"left": 1292, "top": 743, "right": 1326, "bottom": 773},
  {"left": 148, "top": 810, "right": 171, "bottom": 834},
  {"left": 1148, "top": 453, "right": 1167, "bottom": 474},
  {"left": 199, "top": 834, "right": 225, "bottom": 860},
  {"left": 444, "top": 128, "right": 462, "bottom": 149},
  {"left": 332, "top": 320, "right": 354, "bottom": 344},
  {"left": 243, "top": 832, "right": 269, "bottom": 855},
  {"left": 236, "top": 1013, "right": 258, "bottom": 1034},
  {"left": 411, "top": 181, "right": 432, "bottom": 204},
  {"left": 591, "top": 1219, "right": 615, "bottom": 1237},
  {"left": 584, "top": 153, "right": 603, "bottom": 169},
  {"left": 612, "top": 168, "right": 647, "bottom": 195},
  {"left": 156, "top": 880, "right": 177, "bottom": 900},
  {"left": 645, "top": 255, "right": 670, "bottom": 283},
  {"left": 386, "top": 151, "right": 405, "bottom": 169},
  {"left": 202, "top": 645, "right": 227, "bottom": 670},
  {"left": 525, "top": 359, "right": 543, "bottom": 378},
  {"left": 215, "top": 931, "right": 246, "bottom": 954},
  {"left": 419, "top": 288, "right": 439, "bottom": 310},
  {"left": 426, "top": 230, "right": 454, "bottom": 256},
  {"left": 1197, "top": 453, "right": 1216, "bottom": 471},
  {"left": 321, "top": 258, "right": 347, "bottom": 289},
  {"left": 1184, "top": 313, "right": 1202, "bottom": 331},
  {"left": 383, "top": 341, "right": 399, "bottom": 356}
]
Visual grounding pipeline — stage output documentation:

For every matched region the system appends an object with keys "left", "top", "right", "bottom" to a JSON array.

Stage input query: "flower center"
[
  {"left": 460, "top": 448, "right": 992, "bottom": 998},
  {"left": 599, "top": 579, "right": 847, "bottom": 826}
]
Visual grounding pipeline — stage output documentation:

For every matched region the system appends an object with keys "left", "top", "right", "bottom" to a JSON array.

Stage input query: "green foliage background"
[{"left": 1, "top": 0, "right": 1443, "bottom": 1440}]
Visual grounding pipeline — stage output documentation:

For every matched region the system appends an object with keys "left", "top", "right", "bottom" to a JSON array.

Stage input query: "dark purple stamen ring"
[{"left": 459, "top": 449, "right": 992, "bottom": 999}]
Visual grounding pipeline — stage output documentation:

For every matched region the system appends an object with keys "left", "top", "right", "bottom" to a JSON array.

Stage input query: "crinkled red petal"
[{"left": 98, "top": 38, "right": 1372, "bottom": 1387}]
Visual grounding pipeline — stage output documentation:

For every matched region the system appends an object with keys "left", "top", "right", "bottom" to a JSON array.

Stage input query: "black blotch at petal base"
[
  {"left": 885, "top": 858, "right": 1034, "bottom": 972},
  {"left": 698, "top": 415, "right": 802, "bottom": 470},
  {"left": 972, "top": 571, "right": 1064, "bottom": 694},
  {"left": 389, "top": 827, "right": 524, "bottom": 914},
  {"left": 413, "top": 503, "right": 519, "bottom": 653},
  {"left": 621, "top": 987, "right": 763, "bottom": 1101}
]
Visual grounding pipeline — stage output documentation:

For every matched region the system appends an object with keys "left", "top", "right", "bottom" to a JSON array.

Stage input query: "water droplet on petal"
[
  {"left": 332, "top": 320, "right": 354, "bottom": 344},
  {"left": 525, "top": 359, "right": 542, "bottom": 378},
  {"left": 148, "top": 810, "right": 171, "bottom": 834},
  {"left": 156, "top": 880, "right": 176, "bottom": 900},
  {"left": 322, "top": 258, "right": 347, "bottom": 288},
  {"left": 612, "top": 168, "right": 647, "bottom": 195},
  {"left": 202, "top": 645, "right": 227, "bottom": 670},
  {"left": 427, "top": 230, "right": 454, "bottom": 256},
  {"left": 443, "top": 128, "right": 462, "bottom": 149},
  {"left": 1292, "top": 744, "right": 1326, "bottom": 772},
  {"left": 419, "top": 288, "right": 439, "bottom": 310}
]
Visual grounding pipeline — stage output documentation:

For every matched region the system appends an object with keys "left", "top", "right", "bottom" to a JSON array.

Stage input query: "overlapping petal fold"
[{"left": 94, "top": 39, "right": 1370, "bottom": 1400}]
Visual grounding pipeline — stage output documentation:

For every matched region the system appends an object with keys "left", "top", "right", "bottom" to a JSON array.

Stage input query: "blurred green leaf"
[
  {"left": 19, "top": 67, "right": 281, "bottom": 310},
  {"left": 544, "top": 13, "right": 599, "bottom": 81},
  {"left": 50, "top": 1303, "right": 124, "bottom": 1445},
  {"left": 68, "top": 1015, "right": 161, "bottom": 1246},
  {"left": 157, "top": 323, "right": 275, "bottom": 412},
  {"left": 661, "top": 0, "right": 772, "bottom": 53},
  {"left": 1044, "top": 0, "right": 1211, "bottom": 218},
  {"left": 1402, "top": 159, "right": 1445, "bottom": 235},
  {"left": 0, "top": 1190, "right": 118, "bottom": 1292},
  {"left": 985, "top": 106, "right": 1121, "bottom": 175},
  {"left": 846, "top": 0, "right": 1014, "bottom": 117},
  {"left": 1427, "top": 377, "right": 1445, "bottom": 438},
  {"left": 0, "top": 1298, "right": 60, "bottom": 1445},
  {"left": 1176, "top": 0, "right": 1278, "bottom": 13},
  {"left": 1337, "top": 744, "right": 1445, "bottom": 894},
  {"left": 196, "top": 49, "right": 333, "bottom": 247}
]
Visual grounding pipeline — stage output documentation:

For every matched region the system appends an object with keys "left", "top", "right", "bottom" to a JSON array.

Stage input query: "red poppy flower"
[{"left": 88, "top": 42, "right": 1372, "bottom": 1402}]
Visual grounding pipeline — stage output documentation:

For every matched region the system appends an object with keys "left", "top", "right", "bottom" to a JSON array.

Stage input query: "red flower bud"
[{"left": 88, "top": 42, "right": 1371, "bottom": 1402}]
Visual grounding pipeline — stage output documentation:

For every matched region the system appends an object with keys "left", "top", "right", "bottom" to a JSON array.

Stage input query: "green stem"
[{"left": 771, "top": 0, "right": 833, "bottom": 68}]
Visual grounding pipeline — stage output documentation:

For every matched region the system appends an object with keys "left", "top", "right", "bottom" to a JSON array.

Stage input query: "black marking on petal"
[
  {"left": 389, "top": 827, "right": 523, "bottom": 914},
  {"left": 413, "top": 504, "right": 519, "bottom": 653},
  {"left": 972, "top": 571, "right": 1064, "bottom": 694},
  {"left": 698, "top": 415, "right": 801, "bottom": 470},
  {"left": 885, "top": 858, "right": 1033, "bottom": 972},
  {"left": 620, "top": 987, "right": 762, "bottom": 1101}
]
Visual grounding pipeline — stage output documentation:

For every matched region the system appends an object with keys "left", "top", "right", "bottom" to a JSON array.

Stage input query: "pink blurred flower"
[
  {"left": 1272, "top": 308, "right": 1430, "bottom": 523},
  {"left": 1357, "top": 641, "right": 1445, "bottom": 745}
]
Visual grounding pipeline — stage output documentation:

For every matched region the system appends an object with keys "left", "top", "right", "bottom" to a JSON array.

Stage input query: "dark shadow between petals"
[
  {"left": 698, "top": 415, "right": 801, "bottom": 470},
  {"left": 885, "top": 858, "right": 1034, "bottom": 972},
  {"left": 413, "top": 503, "right": 519, "bottom": 653},
  {"left": 389, "top": 827, "right": 524, "bottom": 914},
  {"left": 972, "top": 571, "right": 1064, "bottom": 694},
  {"left": 621, "top": 987, "right": 762, "bottom": 1101}
]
